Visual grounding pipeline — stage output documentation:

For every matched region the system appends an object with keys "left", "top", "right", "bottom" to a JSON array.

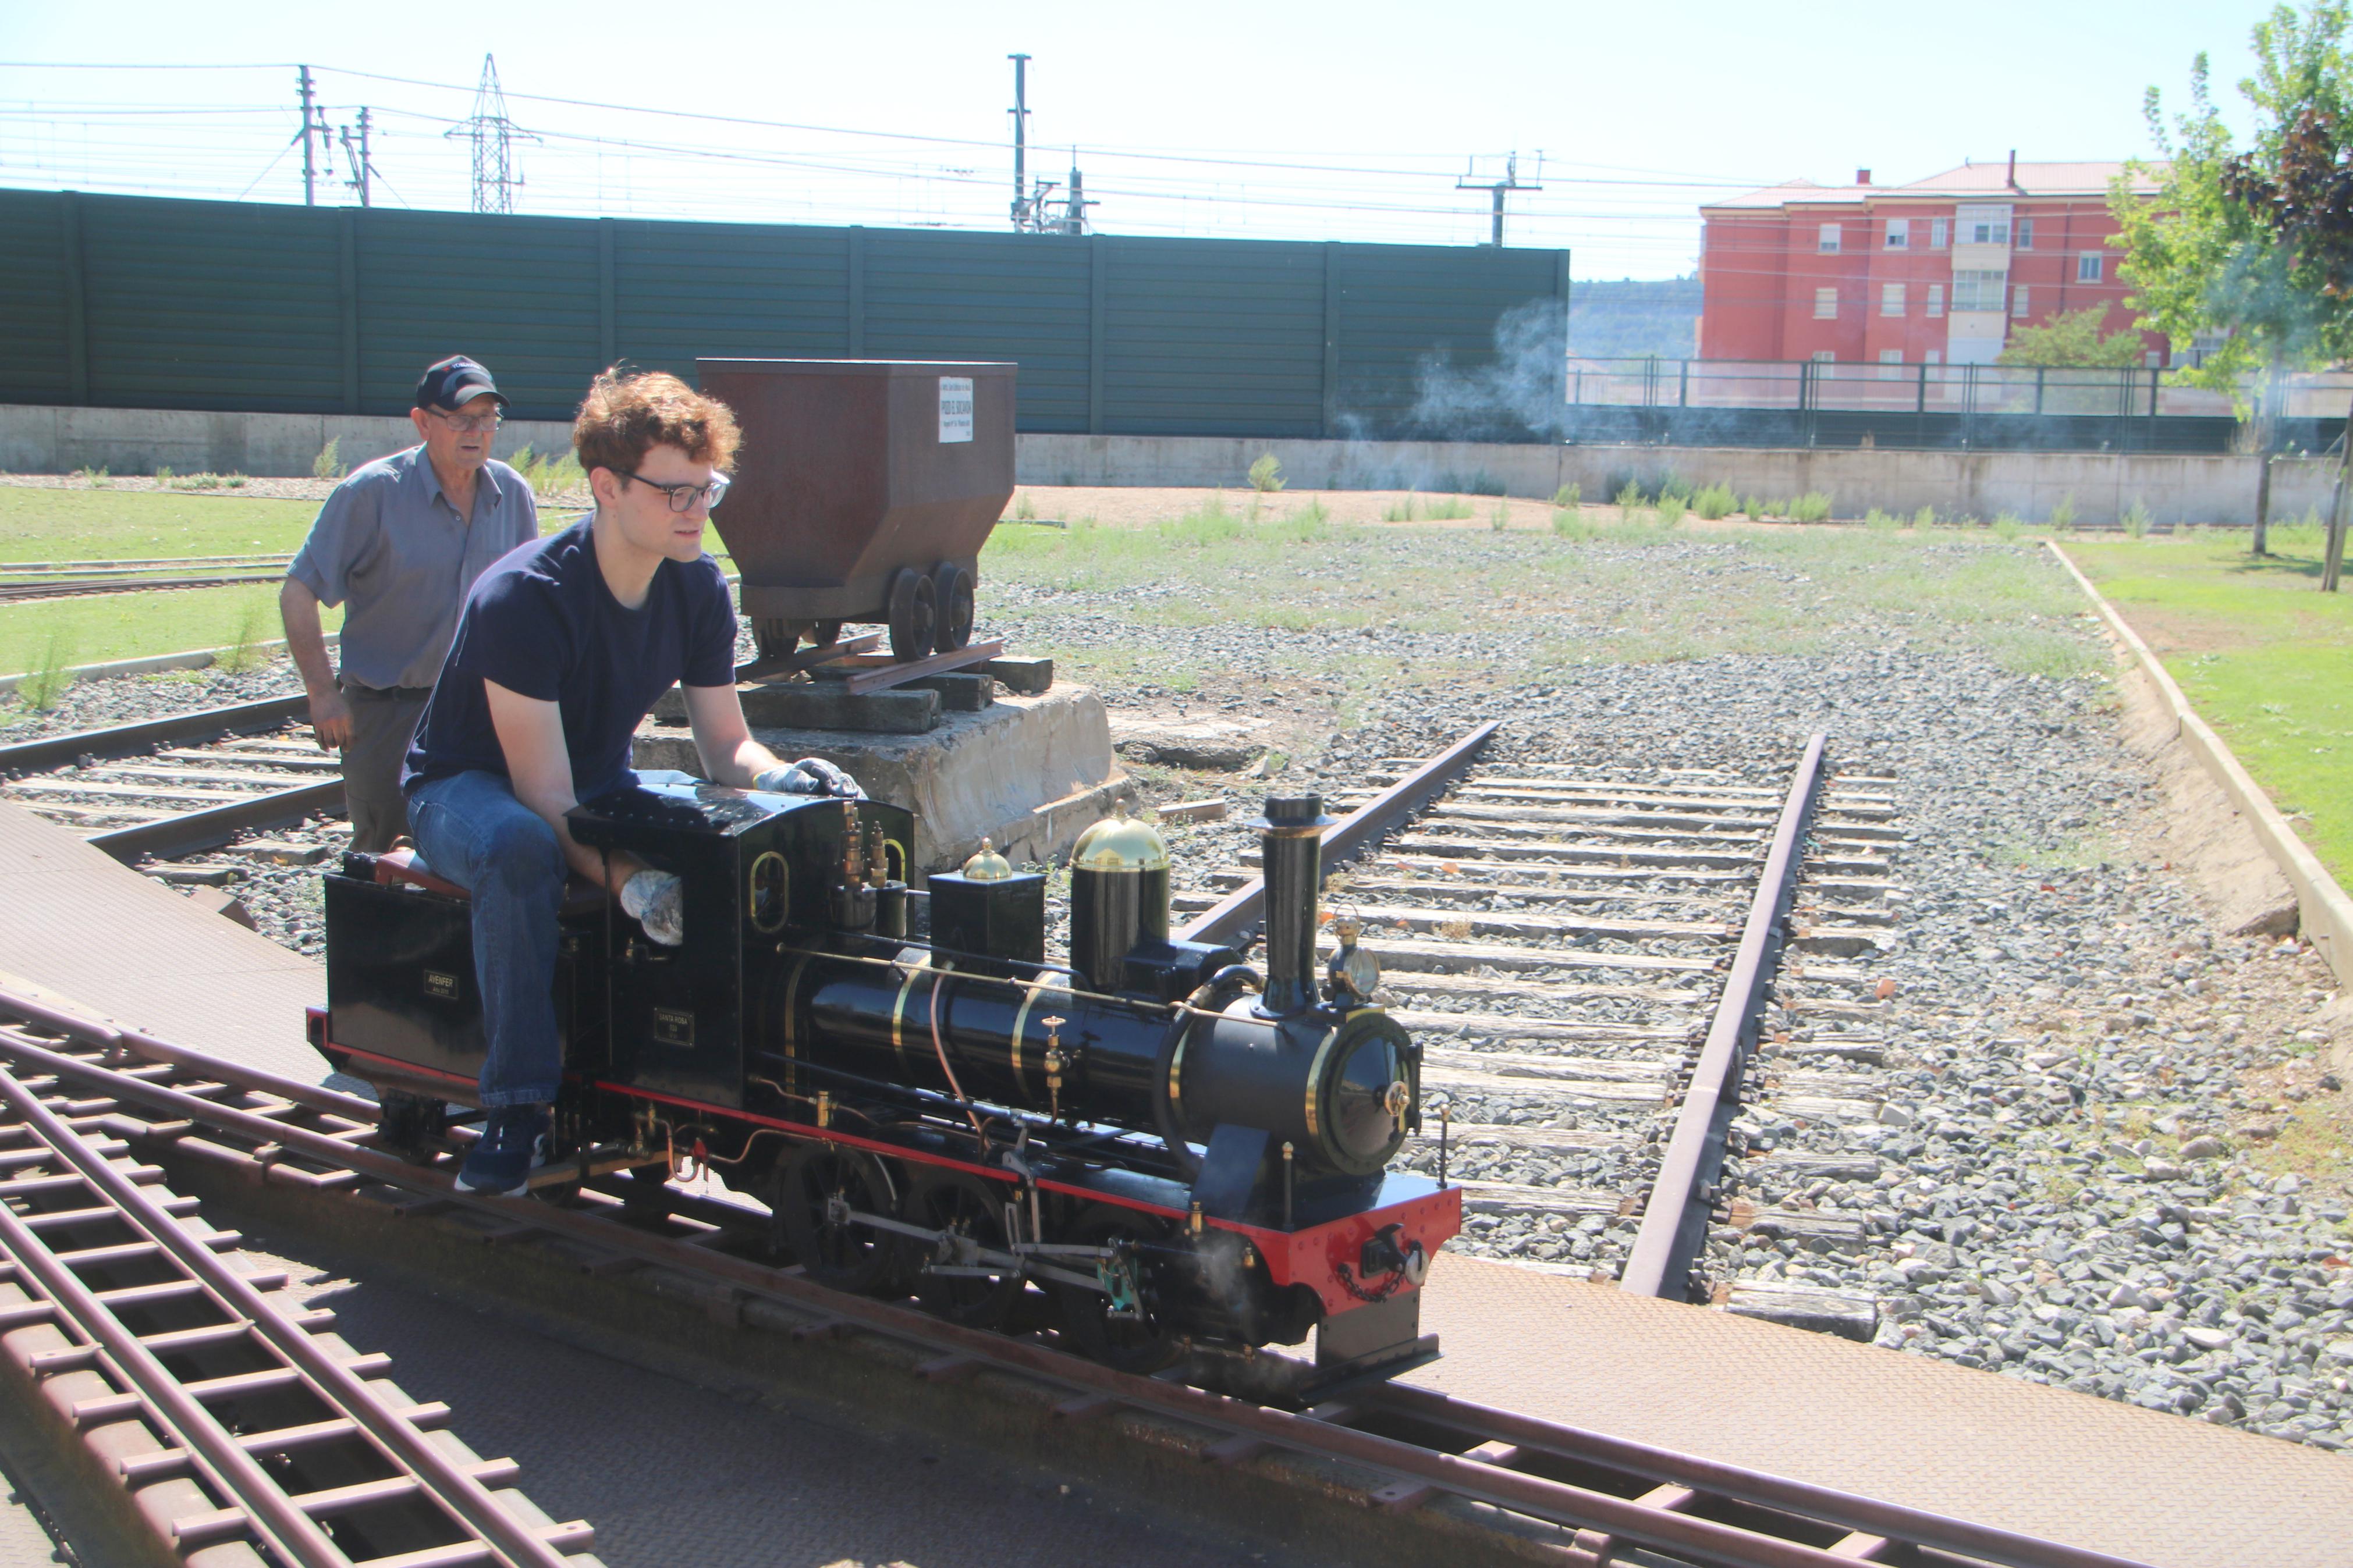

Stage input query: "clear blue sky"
[{"left": 0, "top": 1, "right": 2280, "bottom": 278}]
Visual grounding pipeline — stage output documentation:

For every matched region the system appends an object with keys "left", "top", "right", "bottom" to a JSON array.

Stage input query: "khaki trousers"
[{"left": 340, "top": 687, "right": 431, "bottom": 853}]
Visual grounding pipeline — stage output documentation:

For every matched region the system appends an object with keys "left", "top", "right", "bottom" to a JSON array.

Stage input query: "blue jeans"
[{"left": 406, "top": 770, "right": 569, "bottom": 1108}]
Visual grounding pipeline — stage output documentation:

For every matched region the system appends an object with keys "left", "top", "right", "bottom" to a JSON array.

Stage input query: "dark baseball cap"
[{"left": 414, "top": 355, "right": 509, "bottom": 413}]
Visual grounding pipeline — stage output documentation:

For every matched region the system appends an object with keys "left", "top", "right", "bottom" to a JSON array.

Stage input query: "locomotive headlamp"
[
  {"left": 1325, "top": 915, "right": 1380, "bottom": 1005},
  {"left": 1309, "top": 1009, "right": 1418, "bottom": 1174}
]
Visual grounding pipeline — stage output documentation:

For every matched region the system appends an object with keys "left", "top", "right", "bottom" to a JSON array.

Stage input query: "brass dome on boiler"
[
  {"left": 1069, "top": 806, "right": 1169, "bottom": 873},
  {"left": 960, "top": 838, "right": 1016, "bottom": 881}
]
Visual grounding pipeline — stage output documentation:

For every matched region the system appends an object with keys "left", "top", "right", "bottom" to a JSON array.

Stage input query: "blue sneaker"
[{"left": 456, "top": 1105, "right": 551, "bottom": 1197}]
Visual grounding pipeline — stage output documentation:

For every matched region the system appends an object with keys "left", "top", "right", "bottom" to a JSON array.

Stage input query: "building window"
[
  {"left": 2017, "top": 218, "right": 2034, "bottom": 249},
  {"left": 1965, "top": 216, "right": 2010, "bottom": 245},
  {"left": 1926, "top": 350, "right": 1943, "bottom": 365},
  {"left": 1886, "top": 219, "right": 1910, "bottom": 250},
  {"left": 1951, "top": 270, "right": 2006, "bottom": 312},
  {"left": 1877, "top": 349, "right": 1904, "bottom": 380},
  {"left": 1812, "top": 350, "right": 1836, "bottom": 364},
  {"left": 1881, "top": 283, "right": 1905, "bottom": 317},
  {"left": 1818, "top": 223, "right": 1842, "bottom": 253},
  {"left": 1927, "top": 283, "right": 1946, "bottom": 318},
  {"left": 1814, "top": 286, "right": 1839, "bottom": 319},
  {"left": 1932, "top": 218, "right": 1949, "bottom": 249},
  {"left": 2077, "top": 253, "right": 2103, "bottom": 283},
  {"left": 2012, "top": 286, "right": 2030, "bottom": 318}
]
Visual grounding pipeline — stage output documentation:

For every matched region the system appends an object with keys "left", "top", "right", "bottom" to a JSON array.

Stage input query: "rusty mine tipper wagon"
[{"left": 697, "top": 358, "right": 1017, "bottom": 664}]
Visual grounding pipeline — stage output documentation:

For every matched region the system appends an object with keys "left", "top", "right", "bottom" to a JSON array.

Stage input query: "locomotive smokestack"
[{"left": 1256, "top": 793, "right": 1333, "bottom": 1015}]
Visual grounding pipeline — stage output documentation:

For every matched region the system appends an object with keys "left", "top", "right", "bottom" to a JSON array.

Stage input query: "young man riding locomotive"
[{"left": 399, "top": 369, "right": 860, "bottom": 1196}]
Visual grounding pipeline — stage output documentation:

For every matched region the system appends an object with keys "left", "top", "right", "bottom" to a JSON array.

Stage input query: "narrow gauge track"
[
  {"left": 0, "top": 695, "right": 343, "bottom": 862},
  {"left": 0, "top": 994, "right": 2146, "bottom": 1568},
  {"left": 0, "top": 1039, "right": 593, "bottom": 1565},
  {"left": 1173, "top": 736, "right": 1895, "bottom": 1307},
  {"left": 0, "top": 553, "right": 296, "bottom": 603}
]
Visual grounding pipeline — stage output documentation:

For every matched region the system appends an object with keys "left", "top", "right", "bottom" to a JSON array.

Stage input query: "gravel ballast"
[{"left": 9, "top": 515, "right": 2345, "bottom": 1453}]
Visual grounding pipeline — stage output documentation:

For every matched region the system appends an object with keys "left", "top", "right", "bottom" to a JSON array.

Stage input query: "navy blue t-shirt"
[{"left": 402, "top": 517, "right": 736, "bottom": 802}]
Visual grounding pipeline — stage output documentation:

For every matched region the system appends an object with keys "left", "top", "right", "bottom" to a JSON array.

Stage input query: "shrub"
[
  {"left": 1380, "top": 492, "right": 1418, "bottom": 523},
  {"left": 73, "top": 465, "right": 109, "bottom": 488},
  {"left": 19, "top": 631, "right": 73, "bottom": 711},
  {"left": 1788, "top": 492, "right": 1832, "bottom": 524},
  {"left": 2121, "top": 499, "right": 2153, "bottom": 538},
  {"left": 1551, "top": 482, "right": 1581, "bottom": 509},
  {"left": 1614, "top": 480, "right": 1646, "bottom": 512},
  {"left": 1489, "top": 500, "right": 1510, "bottom": 531},
  {"left": 1656, "top": 472, "right": 1692, "bottom": 503},
  {"left": 1742, "top": 494, "right": 1768, "bottom": 519},
  {"left": 223, "top": 473, "right": 247, "bottom": 488},
  {"left": 1551, "top": 508, "right": 1586, "bottom": 537},
  {"left": 1015, "top": 490, "right": 1038, "bottom": 521},
  {"left": 311, "top": 437, "right": 346, "bottom": 481},
  {"left": 2049, "top": 493, "right": 2078, "bottom": 534},
  {"left": 1425, "top": 495, "right": 1474, "bottom": 521},
  {"left": 152, "top": 464, "right": 173, "bottom": 485},
  {"left": 1655, "top": 493, "right": 1688, "bottom": 525},
  {"left": 1692, "top": 482, "right": 1736, "bottom": 520},
  {"left": 1911, "top": 506, "right": 1935, "bottom": 528},
  {"left": 1992, "top": 513, "right": 2025, "bottom": 541},
  {"left": 1247, "top": 453, "right": 1286, "bottom": 493},
  {"left": 1865, "top": 507, "right": 1898, "bottom": 531}
]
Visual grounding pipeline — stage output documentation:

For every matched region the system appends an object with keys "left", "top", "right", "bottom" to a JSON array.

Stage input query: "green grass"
[
  {"left": 2068, "top": 524, "right": 2353, "bottom": 883},
  {"left": 0, "top": 583, "right": 340, "bottom": 684},
  {"left": 0, "top": 486, "right": 319, "bottom": 563}
]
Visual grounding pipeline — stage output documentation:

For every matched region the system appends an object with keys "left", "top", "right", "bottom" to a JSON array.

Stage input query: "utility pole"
[
  {"left": 1457, "top": 152, "right": 1542, "bottom": 247},
  {"left": 446, "top": 54, "right": 532, "bottom": 215},
  {"left": 1007, "top": 53, "right": 1032, "bottom": 231},
  {"left": 296, "top": 65, "right": 325, "bottom": 206},
  {"left": 339, "top": 108, "right": 375, "bottom": 208}
]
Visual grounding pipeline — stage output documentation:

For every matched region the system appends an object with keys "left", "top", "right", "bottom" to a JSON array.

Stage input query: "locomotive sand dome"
[{"left": 697, "top": 358, "right": 1017, "bottom": 662}]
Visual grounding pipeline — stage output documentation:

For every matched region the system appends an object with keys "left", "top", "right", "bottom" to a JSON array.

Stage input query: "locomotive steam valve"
[{"left": 1042, "top": 1014, "right": 1068, "bottom": 1120}]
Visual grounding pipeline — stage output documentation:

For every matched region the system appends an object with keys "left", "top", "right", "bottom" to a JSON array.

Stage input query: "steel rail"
[
  {"left": 0, "top": 573, "right": 289, "bottom": 603},
  {"left": 85, "top": 778, "right": 346, "bottom": 862},
  {"left": 1620, "top": 734, "right": 1828, "bottom": 1300},
  {"left": 0, "top": 694, "right": 313, "bottom": 775},
  {"left": 0, "top": 1059, "right": 580, "bottom": 1568},
  {"left": 0, "top": 993, "right": 2152, "bottom": 1568},
  {"left": 1177, "top": 719, "right": 1499, "bottom": 948}
]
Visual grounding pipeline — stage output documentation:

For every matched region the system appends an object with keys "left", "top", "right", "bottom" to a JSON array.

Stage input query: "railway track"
[
  {"left": 0, "top": 1028, "right": 594, "bottom": 1566},
  {"left": 0, "top": 694, "right": 343, "bottom": 862},
  {"left": 1169, "top": 732, "right": 1897, "bottom": 1315},
  {"left": 0, "top": 553, "right": 296, "bottom": 603},
  {"left": 0, "top": 991, "right": 2141, "bottom": 1568}
]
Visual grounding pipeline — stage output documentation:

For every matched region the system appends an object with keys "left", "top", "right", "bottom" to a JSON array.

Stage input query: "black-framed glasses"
[
  {"left": 428, "top": 408, "right": 503, "bottom": 434},
  {"left": 618, "top": 469, "right": 731, "bottom": 513}
]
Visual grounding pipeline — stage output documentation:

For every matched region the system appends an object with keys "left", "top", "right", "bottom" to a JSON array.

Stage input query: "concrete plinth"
[{"left": 631, "top": 686, "right": 1122, "bottom": 876}]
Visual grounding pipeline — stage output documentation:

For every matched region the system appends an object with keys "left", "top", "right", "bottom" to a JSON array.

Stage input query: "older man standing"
[{"left": 282, "top": 356, "right": 541, "bottom": 852}]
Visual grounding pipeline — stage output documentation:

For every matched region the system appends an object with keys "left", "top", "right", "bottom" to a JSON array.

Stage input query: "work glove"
[
  {"left": 619, "top": 869, "right": 685, "bottom": 945},
  {"left": 755, "top": 758, "right": 866, "bottom": 800}
]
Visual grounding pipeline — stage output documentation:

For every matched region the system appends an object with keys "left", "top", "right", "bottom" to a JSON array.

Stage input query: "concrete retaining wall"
[
  {"left": 1, "top": 403, "right": 2326, "bottom": 528},
  {"left": 1021, "top": 433, "right": 2330, "bottom": 528}
]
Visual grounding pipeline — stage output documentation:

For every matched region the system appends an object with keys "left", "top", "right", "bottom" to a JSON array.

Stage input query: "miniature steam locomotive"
[{"left": 306, "top": 781, "right": 1459, "bottom": 1396}]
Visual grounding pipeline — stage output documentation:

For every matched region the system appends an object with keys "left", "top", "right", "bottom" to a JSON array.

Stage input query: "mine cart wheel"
[
  {"left": 374, "top": 1091, "right": 445, "bottom": 1162},
  {"left": 902, "top": 1169, "right": 1022, "bottom": 1329},
  {"left": 620, "top": 1161, "right": 673, "bottom": 1208},
  {"left": 929, "top": 563, "right": 975, "bottom": 654},
  {"left": 754, "top": 618, "right": 804, "bottom": 662},
  {"left": 769, "top": 1141, "right": 900, "bottom": 1295},
  {"left": 1053, "top": 1206, "right": 1186, "bottom": 1374},
  {"left": 885, "top": 568, "right": 936, "bottom": 661},
  {"left": 812, "top": 619, "right": 843, "bottom": 648}
]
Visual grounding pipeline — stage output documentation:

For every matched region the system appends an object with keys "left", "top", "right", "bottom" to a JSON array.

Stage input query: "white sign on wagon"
[{"left": 938, "top": 376, "right": 974, "bottom": 443}]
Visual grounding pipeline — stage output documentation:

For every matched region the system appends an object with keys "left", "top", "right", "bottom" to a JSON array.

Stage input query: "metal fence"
[
  {"left": 1561, "top": 357, "right": 2348, "bottom": 454},
  {"left": 0, "top": 189, "right": 1568, "bottom": 441}
]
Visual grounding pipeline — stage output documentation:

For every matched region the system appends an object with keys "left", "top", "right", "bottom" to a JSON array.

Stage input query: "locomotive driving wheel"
[
  {"left": 1053, "top": 1206, "right": 1185, "bottom": 1374},
  {"left": 902, "top": 1169, "right": 1021, "bottom": 1329},
  {"left": 885, "top": 568, "right": 936, "bottom": 660},
  {"left": 768, "top": 1142, "right": 899, "bottom": 1294}
]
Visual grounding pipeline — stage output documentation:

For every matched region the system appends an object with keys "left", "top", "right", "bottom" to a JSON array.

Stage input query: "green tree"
[
  {"left": 1994, "top": 307, "right": 2153, "bottom": 367},
  {"left": 2112, "top": 2, "right": 2353, "bottom": 558}
]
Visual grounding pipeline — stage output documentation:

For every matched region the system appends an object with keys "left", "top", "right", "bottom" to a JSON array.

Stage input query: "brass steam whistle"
[{"left": 1041, "top": 1014, "right": 1068, "bottom": 1121}]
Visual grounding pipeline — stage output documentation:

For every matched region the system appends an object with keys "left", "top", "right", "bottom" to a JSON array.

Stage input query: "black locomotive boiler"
[{"left": 307, "top": 782, "right": 1461, "bottom": 1393}]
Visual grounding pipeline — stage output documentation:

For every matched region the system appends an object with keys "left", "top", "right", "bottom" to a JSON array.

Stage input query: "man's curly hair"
[{"left": 572, "top": 368, "right": 740, "bottom": 478}]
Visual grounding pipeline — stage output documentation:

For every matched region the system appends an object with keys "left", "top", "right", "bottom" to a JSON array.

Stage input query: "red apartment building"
[{"left": 1698, "top": 159, "right": 2163, "bottom": 366}]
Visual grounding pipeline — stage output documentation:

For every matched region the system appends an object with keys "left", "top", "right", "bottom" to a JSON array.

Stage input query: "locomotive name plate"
[
  {"left": 652, "top": 1008, "right": 696, "bottom": 1048},
  {"left": 422, "top": 970, "right": 460, "bottom": 1002}
]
